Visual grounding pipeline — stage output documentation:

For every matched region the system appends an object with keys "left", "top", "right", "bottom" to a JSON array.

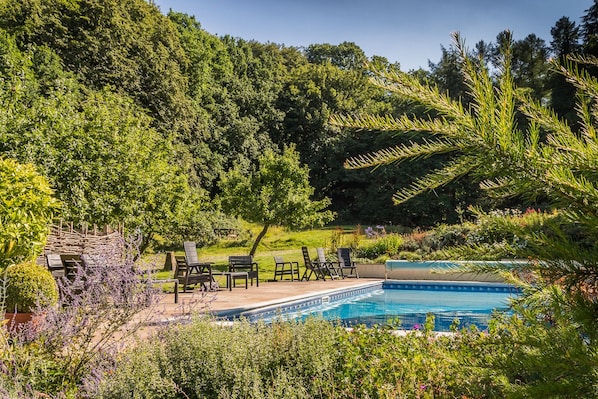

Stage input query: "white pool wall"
[{"left": 355, "top": 260, "right": 530, "bottom": 282}]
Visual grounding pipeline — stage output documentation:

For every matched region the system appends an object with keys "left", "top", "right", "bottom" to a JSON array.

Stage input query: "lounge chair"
[
  {"left": 316, "top": 247, "right": 342, "bottom": 279},
  {"left": 183, "top": 241, "right": 217, "bottom": 289},
  {"left": 273, "top": 256, "right": 300, "bottom": 281},
  {"left": 228, "top": 255, "right": 259, "bottom": 287},
  {"left": 337, "top": 247, "right": 359, "bottom": 278},
  {"left": 300, "top": 246, "right": 326, "bottom": 280},
  {"left": 174, "top": 255, "right": 214, "bottom": 292}
]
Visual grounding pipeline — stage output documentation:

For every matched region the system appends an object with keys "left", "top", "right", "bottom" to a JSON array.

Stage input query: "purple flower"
[{"left": 413, "top": 323, "right": 420, "bottom": 330}]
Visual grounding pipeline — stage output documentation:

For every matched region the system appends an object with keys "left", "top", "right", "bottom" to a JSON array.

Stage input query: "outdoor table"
[{"left": 224, "top": 271, "right": 249, "bottom": 291}]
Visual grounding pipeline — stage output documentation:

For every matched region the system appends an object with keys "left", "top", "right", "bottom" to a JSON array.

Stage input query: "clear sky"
[{"left": 152, "top": 0, "right": 592, "bottom": 71}]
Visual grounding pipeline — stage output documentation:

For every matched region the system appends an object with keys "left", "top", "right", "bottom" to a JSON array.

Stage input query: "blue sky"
[{"left": 152, "top": 1, "right": 592, "bottom": 71}]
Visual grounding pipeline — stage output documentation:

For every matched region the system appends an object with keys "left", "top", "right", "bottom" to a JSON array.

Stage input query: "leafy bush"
[
  {"left": 355, "top": 233, "right": 403, "bottom": 259},
  {"left": 467, "top": 282, "right": 598, "bottom": 397},
  {"left": 3, "top": 261, "right": 58, "bottom": 313},
  {"left": 90, "top": 316, "right": 510, "bottom": 399},
  {"left": 91, "top": 318, "right": 343, "bottom": 399},
  {"left": 394, "top": 209, "right": 559, "bottom": 260},
  {"left": 0, "top": 158, "right": 57, "bottom": 269}
]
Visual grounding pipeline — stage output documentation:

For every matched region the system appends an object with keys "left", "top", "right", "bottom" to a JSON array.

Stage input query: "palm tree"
[{"left": 331, "top": 31, "right": 598, "bottom": 305}]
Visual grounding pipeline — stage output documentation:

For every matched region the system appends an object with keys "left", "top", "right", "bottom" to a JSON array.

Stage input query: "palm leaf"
[
  {"left": 392, "top": 156, "right": 479, "bottom": 204},
  {"left": 344, "top": 137, "right": 469, "bottom": 169}
]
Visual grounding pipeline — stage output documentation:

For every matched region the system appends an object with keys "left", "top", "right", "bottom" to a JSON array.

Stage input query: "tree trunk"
[{"left": 249, "top": 224, "right": 269, "bottom": 256}]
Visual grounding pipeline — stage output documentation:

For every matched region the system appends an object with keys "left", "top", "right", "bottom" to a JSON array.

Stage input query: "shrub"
[
  {"left": 3, "top": 261, "right": 58, "bottom": 313},
  {"left": 0, "top": 158, "right": 57, "bottom": 269},
  {"left": 91, "top": 318, "right": 343, "bottom": 399},
  {"left": 356, "top": 233, "right": 403, "bottom": 259}
]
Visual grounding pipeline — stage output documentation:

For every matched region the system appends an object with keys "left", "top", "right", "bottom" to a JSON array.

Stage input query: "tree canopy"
[
  {"left": 219, "top": 146, "right": 334, "bottom": 255},
  {"left": 0, "top": 0, "right": 596, "bottom": 246}
]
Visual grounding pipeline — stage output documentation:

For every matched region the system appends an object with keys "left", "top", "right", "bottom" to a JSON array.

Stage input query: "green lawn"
[{"left": 154, "top": 224, "right": 359, "bottom": 281}]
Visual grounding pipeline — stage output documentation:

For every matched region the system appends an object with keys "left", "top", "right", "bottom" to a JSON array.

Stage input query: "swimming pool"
[{"left": 219, "top": 281, "right": 521, "bottom": 332}]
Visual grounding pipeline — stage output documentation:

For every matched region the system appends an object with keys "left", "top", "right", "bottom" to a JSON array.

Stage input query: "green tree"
[
  {"left": 219, "top": 146, "right": 335, "bottom": 256},
  {"left": 0, "top": 158, "right": 57, "bottom": 269},
  {"left": 305, "top": 41, "right": 367, "bottom": 70},
  {"left": 0, "top": 0, "right": 193, "bottom": 136},
  {"left": 333, "top": 30, "right": 598, "bottom": 317},
  {"left": 549, "top": 16, "right": 581, "bottom": 126},
  {"left": 582, "top": 0, "right": 598, "bottom": 58},
  {"left": 0, "top": 34, "right": 196, "bottom": 252},
  {"left": 332, "top": 32, "right": 598, "bottom": 392},
  {"left": 511, "top": 34, "right": 550, "bottom": 102}
]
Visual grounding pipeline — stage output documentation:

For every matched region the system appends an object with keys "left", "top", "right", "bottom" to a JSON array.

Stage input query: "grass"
[{"left": 153, "top": 223, "right": 360, "bottom": 281}]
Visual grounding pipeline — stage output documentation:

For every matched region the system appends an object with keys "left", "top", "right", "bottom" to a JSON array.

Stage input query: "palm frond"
[
  {"left": 559, "top": 56, "right": 598, "bottom": 102},
  {"left": 392, "top": 156, "right": 479, "bottom": 204},
  {"left": 368, "top": 67, "right": 471, "bottom": 125},
  {"left": 330, "top": 113, "right": 465, "bottom": 137},
  {"left": 344, "top": 137, "right": 469, "bottom": 169}
]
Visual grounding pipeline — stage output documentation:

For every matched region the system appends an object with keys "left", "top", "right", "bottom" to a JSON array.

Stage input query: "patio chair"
[
  {"left": 46, "top": 253, "right": 66, "bottom": 278},
  {"left": 59, "top": 254, "right": 86, "bottom": 281},
  {"left": 316, "top": 247, "right": 342, "bottom": 279},
  {"left": 301, "top": 246, "right": 327, "bottom": 280},
  {"left": 337, "top": 247, "right": 359, "bottom": 278},
  {"left": 174, "top": 255, "right": 213, "bottom": 292},
  {"left": 273, "top": 256, "right": 300, "bottom": 281},
  {"left": 228, "top": 255, "right": 259, "bottom": 287}
]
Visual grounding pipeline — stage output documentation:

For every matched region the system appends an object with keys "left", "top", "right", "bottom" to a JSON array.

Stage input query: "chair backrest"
[
  {"left": 46, "top": 254, "right": 65, "bottom": 278},
  {"left": 228, "top": 255, "right": 255, "bottom": 272},
  {"left": 316, "top": 248, "right": 327, "bottom": 263},
  {"left": 274, "top": 256, "right": 284, "bottom": 264},
  {"left": 174, "top": 255, "right": 188, "bottom": 278},
  {"left": 301, "top": 247, "right": 313, "bottom": 267},
  {"left": 183, "top": 241, "right": 199, "bottom": 265},
  {"left": 337, "top": 247, "right": 352, "bottom": 267},
  {"left": 228, "top": 255, "right": 253, "bottom": 265}
]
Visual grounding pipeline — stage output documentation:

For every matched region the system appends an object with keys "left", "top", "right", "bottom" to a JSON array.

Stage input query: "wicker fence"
[{"left": 40, "top": 222, "right": 125, "bottom": 265}]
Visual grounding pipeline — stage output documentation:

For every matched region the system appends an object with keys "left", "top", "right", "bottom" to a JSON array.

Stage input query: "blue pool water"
[
  {"left": 223, "top": 281, "right": 520, "bottom": 332},
  {"left": 296, "top": 288, "right": 514, "bottom": 331}
]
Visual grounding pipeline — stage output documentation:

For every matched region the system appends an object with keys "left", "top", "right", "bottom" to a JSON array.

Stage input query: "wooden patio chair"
[
  {"left": 300, "top": 246, "right": 326, "bottom": 280},
  {"left": 174, "top": 255, "right": 213, "bottom": 292},
  {"left": 228, "top": 255, "right": 259, "bottom": 287},
  {"left": 316, "top": 247, "right": 342, "bottom": 279},
  {"left": 337, "top": 247, "right": 359, "bottom": 278},
  {"left": 45, "top": 253, "right": 66, "bottom": 279},
  {"left": 273, "top": 256, "right": 300, "bottom": 281},
  {"left": 183, "top": 241, "right": 217, "bottom": 290}
]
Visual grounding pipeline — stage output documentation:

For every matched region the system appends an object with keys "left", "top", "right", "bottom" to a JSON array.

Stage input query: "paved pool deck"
[{"left": 146, "top": 277, "right": 383, "bottom": 324}]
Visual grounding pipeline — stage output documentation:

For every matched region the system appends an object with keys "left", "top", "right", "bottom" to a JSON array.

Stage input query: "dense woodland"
[{"left": 0, "top": 0, "right": 594, "bottom": 248}]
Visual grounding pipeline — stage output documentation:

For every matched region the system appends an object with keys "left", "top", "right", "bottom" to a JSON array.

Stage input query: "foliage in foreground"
[
  {"left": 88, "top": 302, "right": 598, "bottom": 399},
  {"left": 0, "top": 235, "right": 162, "bottom": 397}
]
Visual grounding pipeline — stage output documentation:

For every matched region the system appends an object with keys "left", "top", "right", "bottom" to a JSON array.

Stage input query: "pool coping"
[{"left": 214, "top": 280, "right": 383, "bottom": 319}]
